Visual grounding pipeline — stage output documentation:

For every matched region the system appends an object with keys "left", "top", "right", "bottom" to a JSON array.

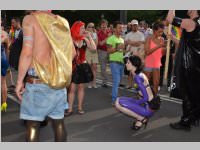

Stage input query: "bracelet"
[{"left": 172, "top": 17, "right": 182, "bottom": 27}]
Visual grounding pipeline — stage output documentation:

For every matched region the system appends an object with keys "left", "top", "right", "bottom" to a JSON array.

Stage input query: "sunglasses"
[{"left": 88, "top": 26, "right": 94, "bottom": 28}]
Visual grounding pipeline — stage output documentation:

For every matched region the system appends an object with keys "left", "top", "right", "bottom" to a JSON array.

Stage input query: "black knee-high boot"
[
  {"left": 26, "top": 120, "right": 40, "bottom": 142},
  {"left": 51, "top": 119, "right": 67, "bottom": 142}
]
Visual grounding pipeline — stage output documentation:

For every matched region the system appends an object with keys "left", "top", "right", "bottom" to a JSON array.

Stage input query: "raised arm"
[
  {"left": 166, "top": 10, "right": 196, "bottom": 32},
  {"left": 84, "top": 31, "right": 96, "bottom": 50},
  {"left": 145, "top": 36, "right": 164, "bottom": 56}
]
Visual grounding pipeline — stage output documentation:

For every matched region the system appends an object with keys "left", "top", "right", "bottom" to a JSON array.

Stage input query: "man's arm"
[
  {"left": 16, "top": 15, "right": 34, "bottom": 100},
  {"left": 72, "top": 44, "right": 76, "bottom": 59},
  {"left": 166, "top": 10, "right": 196, "bottom": 32},
  {"left": 107, "top": 44, "right": 116, "bottom": 54}
]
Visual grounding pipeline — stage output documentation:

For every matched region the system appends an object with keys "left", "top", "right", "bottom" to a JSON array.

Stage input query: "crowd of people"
[{"left": 1, "top": 10, "right": 200, "bottom": 142}]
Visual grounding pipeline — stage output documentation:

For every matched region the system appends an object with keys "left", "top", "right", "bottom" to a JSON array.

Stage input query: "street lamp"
[
  {"left": 101, "top": 14, "right": 104, "bottom": 19},
  {"left": 120, "top": 10, "right": 127, "bottom": 24}
]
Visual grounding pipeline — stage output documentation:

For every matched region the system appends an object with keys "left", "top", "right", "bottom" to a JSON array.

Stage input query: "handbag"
[{"left": 147, "top": 95, "right": 161, "bottom": 111}]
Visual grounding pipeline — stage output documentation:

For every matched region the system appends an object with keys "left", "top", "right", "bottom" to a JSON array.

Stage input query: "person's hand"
[
  {"left": 83, "top": 31, "right": 92, "bottom": 38},
  {"left": 166, "top": 33, "right": 173, "bottom": 40},
  {"left": 15, "top": 81, "right": 25, "bottom": 102},
  {"left": 134, "top": 41, "right": 141, "bottom": 47},
  {"left": 160, "top": 40, "right": 167, "bottom": 48},
  {"left": 166, "top": 10, "right": 175, "bottom": 24},
  {"left": 126, "top": 40, "right": 131, "bottom": 45},
  {"left": 116, "top": 43, "right": 125, "bottom": 50}
]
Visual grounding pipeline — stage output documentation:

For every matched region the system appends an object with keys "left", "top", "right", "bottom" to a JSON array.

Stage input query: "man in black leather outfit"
[{"left": 166, "top": 10, "right": 200, "bottom": 131}]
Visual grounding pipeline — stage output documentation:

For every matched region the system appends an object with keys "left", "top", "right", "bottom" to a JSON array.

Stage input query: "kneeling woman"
[{"left": 115, "top": 56, "right": 155, "bottom": 130}]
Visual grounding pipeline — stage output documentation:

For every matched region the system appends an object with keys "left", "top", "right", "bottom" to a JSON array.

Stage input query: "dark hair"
[
  {"left": 100, "top": 19, "right": 108, "bottom": 25},
  {"left": 113, "top": 21, "right": 123, "bottom": 28},
  {"left": 198, "top": 10, "right": 200, "bottom": 16},
  {"left": 12, "top": 17, "right": 21, "bottom": 23},
  {"left": 152, "top": 22, "right": 164, "bottom": 31},
  {"left": 128, "top": 56, "right": 143, "bottom": 74}
]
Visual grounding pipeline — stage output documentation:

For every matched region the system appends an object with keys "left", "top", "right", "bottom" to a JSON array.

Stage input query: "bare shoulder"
[
  {"left": 2, "top": 30, "right": 8, "bottom": 37},
  {"left": 22, "top": 15, "right": 35, "bottom": 26},
  {"left": 145, "top": 35, "right": 152, "bottom": 42}
]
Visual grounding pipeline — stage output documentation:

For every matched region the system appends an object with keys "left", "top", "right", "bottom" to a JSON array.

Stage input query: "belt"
[
  {"left": 26, "top": 76, "right": 44, "bottom": 84},
  {"left": 109, "top": 61, "right": 124, "bottom": 65}
]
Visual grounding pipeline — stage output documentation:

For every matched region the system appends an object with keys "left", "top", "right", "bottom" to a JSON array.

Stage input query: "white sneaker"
[
  {"left": 88, "top": 85, "right": 92, "bottom": 89},
  {"left": 93, "top": 85, "right": 98, "bottom": 88},
  {"left": 158, "top": 86, "right": 161, "bottom": 91}
]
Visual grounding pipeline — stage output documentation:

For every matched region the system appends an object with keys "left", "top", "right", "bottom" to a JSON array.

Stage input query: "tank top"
[{"left": 145, "top": 39, "right": 163, "bottom": 68}]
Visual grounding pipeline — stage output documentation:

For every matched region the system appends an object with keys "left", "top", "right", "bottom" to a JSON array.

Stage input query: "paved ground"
[{"left": 1, "top": 66, "right": 200, "bottom": 142}]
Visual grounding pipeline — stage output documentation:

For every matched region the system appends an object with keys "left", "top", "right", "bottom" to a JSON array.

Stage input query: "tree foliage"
[{"left": 1, "top": 10, "right": 188, "bottom": 29}]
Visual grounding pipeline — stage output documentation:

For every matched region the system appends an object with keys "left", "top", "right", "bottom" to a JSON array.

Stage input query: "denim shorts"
[
  {"left": 143, "top": 67, "right": 160, "bottom": 72},
  {"left": 20, "top": 83, "right": 67, "bottom": 121}
]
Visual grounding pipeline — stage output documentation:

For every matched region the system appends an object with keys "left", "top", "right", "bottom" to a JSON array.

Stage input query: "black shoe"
[
  {"left": 8, "top": 85, "right": 16, "bottom": 88},
  {"left": 131, "top": 118, "right": 148, "bottom": 131},
  {"left": 119, "top": 84, "right": 125, "bottom": 87},
  {"left": 64, "top": 110, "right": 73, "bottom": 117},
  {"left": 169, "top": 121, "right": 191, "bottom": 131},
  {"left": 102, "top": 84, "right": 108, "bottom": 88},
  {"left": 191, "top": 119, "right": 200, "bottom": 127},
  {"left": 40, "top": 119, "right": 48, "bottom": 128}
]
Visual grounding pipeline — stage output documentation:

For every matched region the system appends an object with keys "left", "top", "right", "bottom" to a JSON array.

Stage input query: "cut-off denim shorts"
[
  {"left": 20, "top": 83, "right": 67, "bottom": 121},
  {"left": 143, "top": 67, "right": 160, "bottom": 72}
]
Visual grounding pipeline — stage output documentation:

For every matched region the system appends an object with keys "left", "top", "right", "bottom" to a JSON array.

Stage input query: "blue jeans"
[
  {"left": 110, "top": 63, "right": 124, "bottom": 102},
  {"left": 20, "top": 83, "right": 67, "bottom": 121}
]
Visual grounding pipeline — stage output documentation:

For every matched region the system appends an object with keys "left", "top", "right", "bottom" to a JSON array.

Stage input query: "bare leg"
[
  {"left": 67, "top": 83, "right": 76, "bottom": 112},
  {"left": 92, "top": 63, "right": 97, "bottom": 87},
  {"left": 152, "top": 69, "right": 160, "bottom": 95},
  {"left": 51, "top": 119, "right": 67, "bottom": 142},
  {"left": 26, "top": 120, "right": 40, "bottom": 142},
  {"left": 7, "top": 69, "right": 15, "bottom": 86},
  {"left": 144, "top": 71, "right": 152, "bottom": 83},
  {"left": 77, "top": 83, "right": 84, "bottom": 111},
  {"left": 1, "top": 76, "right": 8, "bottom": 112}
]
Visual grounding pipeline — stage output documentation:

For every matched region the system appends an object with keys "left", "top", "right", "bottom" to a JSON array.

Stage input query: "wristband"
[{"left": 172, "top": 17, "right": 182, "bottom": 27}]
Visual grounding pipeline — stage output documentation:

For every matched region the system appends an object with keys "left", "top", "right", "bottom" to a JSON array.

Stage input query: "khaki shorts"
[{"left": 86, "top": 49, "right": 99, "bottom": 64}]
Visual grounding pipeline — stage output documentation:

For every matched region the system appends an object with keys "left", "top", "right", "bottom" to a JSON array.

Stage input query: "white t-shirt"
[
  {"left": 144, "top": 28, "right": 153, "bottom": 39},
  {"left": 14, "top": 29, "right": 21, "bottom": 39},
  {"left": 125, "top": 31, "right": 145, "bottom": 55},
  {"left": 92, "top": 32, "right": 97, "bottom": 40}
]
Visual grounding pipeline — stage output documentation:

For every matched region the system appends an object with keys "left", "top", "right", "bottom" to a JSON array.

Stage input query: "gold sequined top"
[{"left": 33, "top": 13, "right": 73, "bottom": 89}]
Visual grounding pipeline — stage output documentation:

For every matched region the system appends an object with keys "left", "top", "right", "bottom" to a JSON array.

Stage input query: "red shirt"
[
  {"left": 97, "top": 29, "right": 111, "bottom": 51},
  {"left": 72, "top": 40, "right": 87, "bottom": 71}
]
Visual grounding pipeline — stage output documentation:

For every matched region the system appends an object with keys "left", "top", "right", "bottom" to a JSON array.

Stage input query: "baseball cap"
[{"left": 131, "top": 19, "right": 138, "bottom": 25}]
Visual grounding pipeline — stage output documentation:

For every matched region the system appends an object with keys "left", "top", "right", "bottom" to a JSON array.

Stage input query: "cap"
[{"left": 131, "top": 19, "right": 138, "bottom": 25}]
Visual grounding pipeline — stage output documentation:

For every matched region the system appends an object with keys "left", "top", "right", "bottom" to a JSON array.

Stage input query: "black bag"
[{"left": 147, "top": 96, "right": 161, "bottom": 111}]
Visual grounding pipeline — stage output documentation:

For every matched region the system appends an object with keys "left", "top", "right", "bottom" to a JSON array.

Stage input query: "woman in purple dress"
[{"left": 115, "top": 55, "right": 156, "bottom": 130}]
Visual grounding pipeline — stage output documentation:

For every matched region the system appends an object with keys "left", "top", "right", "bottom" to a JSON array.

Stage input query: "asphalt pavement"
[{"left": 1, "top": 67, "right": 200, "bottom": 142}]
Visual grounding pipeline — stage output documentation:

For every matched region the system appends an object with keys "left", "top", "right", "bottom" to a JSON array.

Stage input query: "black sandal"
[
  {"left": 131, "top": 118, "right": 149, "bottom": 131},
  {"left": 64, "top": 110, "right": 73, "bottom": 117}
]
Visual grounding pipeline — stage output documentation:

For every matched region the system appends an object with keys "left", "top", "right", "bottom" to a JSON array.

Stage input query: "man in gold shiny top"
[{"left": 15, "top": 10, "right": 75, "bottom": 142}]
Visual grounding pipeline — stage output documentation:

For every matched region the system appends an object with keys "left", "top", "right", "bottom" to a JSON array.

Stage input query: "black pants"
[
  {"left": 181, "top": 69, "right": 200, "bottom": 123},
  {"left": 160, "top": 55, "right": 173, "bottom": 87}
]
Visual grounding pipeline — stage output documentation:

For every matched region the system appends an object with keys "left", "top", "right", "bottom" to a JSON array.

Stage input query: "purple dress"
[{"left": 118, "top": 73, "right": 154, "bottom": 117}]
